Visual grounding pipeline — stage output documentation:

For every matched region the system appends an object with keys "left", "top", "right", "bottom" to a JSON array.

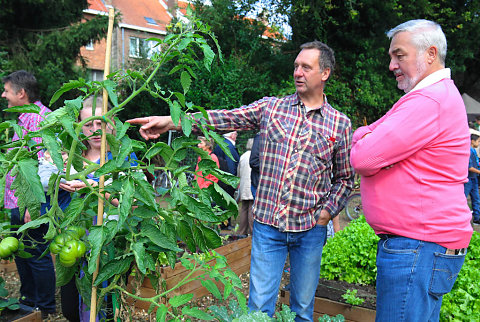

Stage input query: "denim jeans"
[
  {"left": 11, "top": 208, "right": 56, "bottom": 313},
  {"left": 376, "top": 236, "right": 466, "bottom": 322},
  {"left": 464, "top": 176, "right": 480, "bottom": 221},
  {"left": 248, "top": 221, "right": 327, "bottom": 322}
]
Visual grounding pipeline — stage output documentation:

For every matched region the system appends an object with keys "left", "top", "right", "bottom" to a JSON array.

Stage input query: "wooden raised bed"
[
  {"left": 129, "top": 235, "right": 251, "bottom": 311},
  {"left": 0, "top": 260, "right": 17, "bottom": 274},
  {"left": 279, "top": 278, "right": 376, "bottom": 322},
  {"left": 0, "top": 304, "right": 42, "bottom": 322}
]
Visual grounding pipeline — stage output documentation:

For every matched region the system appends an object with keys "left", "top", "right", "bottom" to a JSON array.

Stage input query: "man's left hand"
[{"left": 316, "top": 209, "right": 332, "bottom": 226}]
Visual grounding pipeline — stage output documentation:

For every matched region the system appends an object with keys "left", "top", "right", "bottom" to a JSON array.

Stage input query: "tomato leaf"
[
  {"left": 201, "top": 279, "right": 222, "bottom": 300},
  {"left": 169, "top": 293, "right": 193, "bottom": 308}
]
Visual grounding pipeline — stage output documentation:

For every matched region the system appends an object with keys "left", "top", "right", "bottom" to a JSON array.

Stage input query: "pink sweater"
[{"left": 351, "top": 77, "right": 472, "bottom": 249}]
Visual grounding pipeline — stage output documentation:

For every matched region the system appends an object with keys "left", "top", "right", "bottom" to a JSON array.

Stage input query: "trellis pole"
[{"left": 89, "top": 6, "right": 115, "bottom": 322}]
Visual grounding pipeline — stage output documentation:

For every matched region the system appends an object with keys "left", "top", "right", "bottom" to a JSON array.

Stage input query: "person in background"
[
  {"left": 1, "top": 70, "right": 55, "bottom": 318},
  {"left": 213, "top": 131, "right": 239, "bottom": 229},
  {"left": 465, "top": 133, "right": 480, "bottom": 225},
  {"left": 195, "top": 136, "right": 220, "bottom": 189},
  {"left": 237, "top": 138, "right": 254, "bottom": 235},
  {"left": 350, "top": 19, "right": 473, "bottom": 321},
  {"left": 127, "top": 40, "right": 354, "bottom": 322},
  {"left": 58, "top": 95, "right": 138, "bottom": 321},
  {"left": 249, "top": 133, "right": 260, "bottom": 199},
  {"left": 474, "top": 115, "right": 480, "bottom": 131}
]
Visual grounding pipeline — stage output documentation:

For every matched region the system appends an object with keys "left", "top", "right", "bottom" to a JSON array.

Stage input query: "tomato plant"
[{"left": 0, "top": 11, "right": 244, "bottom": 320}]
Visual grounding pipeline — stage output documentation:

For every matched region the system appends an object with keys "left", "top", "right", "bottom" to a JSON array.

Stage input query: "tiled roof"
[
  {"left": 87, "top": 0, "right": 108, "bottom": 13},
  {"left": 112, "top": 0, "right": 172, "bottom": 32}
]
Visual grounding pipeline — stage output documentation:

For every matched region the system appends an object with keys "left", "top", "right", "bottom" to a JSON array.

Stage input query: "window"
[
  {"left": 144, "top": 17, "right": 158, "bottom": 25},
  {"left": 129, "top": 37, "right": 140, "bottom": 58},
  {"left": 129, "top": 36, "right": 161, "bottom": 59},
  {"left": 85, "top": 40, "right": 94, "bottom": 50},
  {"left": 146, "top": 40, "right": 161, "bottom": 59},
  {"left": 90, "top": 69, "right": 104, "bottom": 82}
]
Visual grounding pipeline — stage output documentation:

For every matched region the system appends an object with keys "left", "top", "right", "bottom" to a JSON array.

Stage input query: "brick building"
[{"left": 80, "top": 0, "right": 188, "bottom": 80}]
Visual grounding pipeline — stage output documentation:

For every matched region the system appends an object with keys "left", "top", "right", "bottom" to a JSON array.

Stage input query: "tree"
[
  {"left": 0, "top": 0, "right": 110, "bottom": 110},
  {"left": 117, "top": 0, "right": 292, "bottom": 144},
  {"left": 270, "top": 0, "right": 480, "bottom": 125}
]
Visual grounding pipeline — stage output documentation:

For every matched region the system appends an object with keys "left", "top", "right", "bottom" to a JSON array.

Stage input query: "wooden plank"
[
  {"left": 13, "top": 310, "right": 42, "bottom": 322},
  {"left": 160, "top": 236, "right": 252, "bottom": 279},
  {"left": 129, "top": 237, "right": 252, "bottom": 310},
  {"left": 280, "top": 290, "right": 375, "bottom": 322},
  {"left": 0, "top": 260, "right": 17, "bottom": 274}
]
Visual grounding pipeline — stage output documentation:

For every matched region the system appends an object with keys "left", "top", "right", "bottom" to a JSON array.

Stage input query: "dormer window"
[{"left": 144, "top": 17, "right": 158, "bottom": 25}]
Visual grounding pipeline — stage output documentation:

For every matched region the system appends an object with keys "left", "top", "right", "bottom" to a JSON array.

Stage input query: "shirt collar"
[
  {"left": 305, "top": 95, "right": 328, "bottom": 117},
  {"left": 410, "top": 68, "right": 451, "bottom": 93}
]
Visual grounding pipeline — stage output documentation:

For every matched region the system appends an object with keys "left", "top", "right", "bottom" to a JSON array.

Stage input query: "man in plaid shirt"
[
  {"left": 1, "top": 70, "right": 55, "bottom": 317},
  {"left": 129, "top": 41, "right": 354, "bottom": 321}
]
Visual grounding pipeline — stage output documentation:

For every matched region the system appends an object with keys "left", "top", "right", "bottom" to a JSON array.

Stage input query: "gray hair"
[
  {"left": 300, "top": 41, "right": 335, "bottom": 76},
  {"left": 387, "top": 19, "right": 447, "bottom": 65}
]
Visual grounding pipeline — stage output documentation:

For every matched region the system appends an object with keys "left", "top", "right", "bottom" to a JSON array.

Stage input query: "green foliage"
[
  {"left": 273, "top": 0, "right": 480, "bottom": 125},
  {"left": 209, "top": 303, "right": 296, "bottom": 322},
  {"left": 320, "top": 216, "right": 378, "bottom": 285},
  {"left": 318, "top": 314, "right": 345, "bottom": 322},
  {"left": 440, "top": 231, "right": 480, "bottom": 321},
  {"left": 0, "top": 276, "right": 19, "bottom": 311},
  {"left": 341, "top": 289, "right": 365, "bottom": 306},
  {"left": 117, "top": 0, "right": 291, "bottom": 130}
]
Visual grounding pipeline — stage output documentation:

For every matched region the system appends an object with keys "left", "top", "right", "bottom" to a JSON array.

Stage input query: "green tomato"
[
  {"left": 67, "top": 226, "right": 86, "bottom": 239},
  {"left": 54, "top": 234, "right": 67, "bottom": 248},
  {"left": 75, "top": 241, "right": 87, "bottom": 258},
  {"left": 0, "top": 246, "right": 10, "bottom": 258},
  {"left": 0, "top": 237, "right": 19, "bottom": 258},
  {"left": 59, "top": 242, "right": 78, "bottom": 267},
  {"left": 49, "top": 241, "right": 63, "bottom": 254}
]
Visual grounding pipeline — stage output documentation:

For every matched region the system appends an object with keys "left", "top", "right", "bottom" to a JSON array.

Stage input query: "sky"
[{"left": 200, "top": 0, "right": 292, "bottom": 39}]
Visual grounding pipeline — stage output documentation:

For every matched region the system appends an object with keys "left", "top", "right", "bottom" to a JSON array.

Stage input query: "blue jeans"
[
  {"left": 11, "top": 208, "right": 56, "bottom": 313},
  {"left": 464, "top": 177, "right": 480, "bottom": 221},
  {"left": 376, "top": 236, "right": 466, "bottom": 322},
  {"left": 248, "top": 221, "right": 327, "bottom": 322}
]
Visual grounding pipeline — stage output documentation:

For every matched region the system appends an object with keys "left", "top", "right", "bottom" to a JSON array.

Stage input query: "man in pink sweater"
[{"left": 350, "top": 20, "right": 472, "bottom": 321}]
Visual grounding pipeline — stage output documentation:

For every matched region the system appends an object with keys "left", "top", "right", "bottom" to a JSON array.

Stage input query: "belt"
[{"left": 377, "top": 234, "right": 400, "bottom": 240}]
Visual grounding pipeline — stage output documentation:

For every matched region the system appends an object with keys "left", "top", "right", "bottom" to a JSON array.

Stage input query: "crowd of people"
[{"left": 1, "top": 18, "right": 476, "bottom": 322}]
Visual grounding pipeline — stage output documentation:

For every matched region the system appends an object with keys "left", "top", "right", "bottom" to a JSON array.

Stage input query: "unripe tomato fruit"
[
  {"left": 0, "top": 237, "right": 19, "bottom": 258},
  {"left": 67, "top": 226, "right": 86, "bottom": 239},
  {"left": 59, "top": 242, "right": 78, "bottom": 267}
]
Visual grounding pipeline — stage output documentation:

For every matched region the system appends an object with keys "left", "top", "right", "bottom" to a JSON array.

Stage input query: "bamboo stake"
[{"left": 89, "top": 7, "right": 115, "bottom": 322}]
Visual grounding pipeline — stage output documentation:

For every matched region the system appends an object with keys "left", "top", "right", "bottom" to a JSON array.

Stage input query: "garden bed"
[
  {"left": 279, "top": 278, "right": 376, "bottom": 322},
  {"left": 128, "top": 235, "right": 251, "bottom": 311},
  {"left": 0, "top": 303, "right": 42, "bottom": 322}
]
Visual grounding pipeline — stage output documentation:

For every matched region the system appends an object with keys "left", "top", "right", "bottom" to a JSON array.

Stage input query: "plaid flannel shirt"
[
  {"left": 205, "top": 93, "right": 354, "bottom": 232},
  {"left": 4, "top": 101, "right": 51, "bottom": 209}
]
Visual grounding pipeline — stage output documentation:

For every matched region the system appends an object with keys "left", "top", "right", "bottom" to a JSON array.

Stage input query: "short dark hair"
[
  {"left": 471, "top": 134, "right": 479, "bottom": 141},
  {"left": 2, "top": 70, "right": 39, "bottom": 103},
  {"left": 476, "top": 115, "right": 480, "bottom": 121},
  {"left": 300, "top": 41, "right": 335, "bottom": 75}
]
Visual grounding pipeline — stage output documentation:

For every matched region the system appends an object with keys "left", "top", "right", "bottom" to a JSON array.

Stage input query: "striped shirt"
[
  {"left": 4, "top": 101, "right": 51, "bottom": 209},
  {"left": 205, "top": 93, "right": 354, "bottom": 232}
]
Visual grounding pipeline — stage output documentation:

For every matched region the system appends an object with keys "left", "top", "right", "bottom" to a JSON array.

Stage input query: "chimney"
[{"left": 167, "top": 0, "right": 178, "bottom": 12}]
